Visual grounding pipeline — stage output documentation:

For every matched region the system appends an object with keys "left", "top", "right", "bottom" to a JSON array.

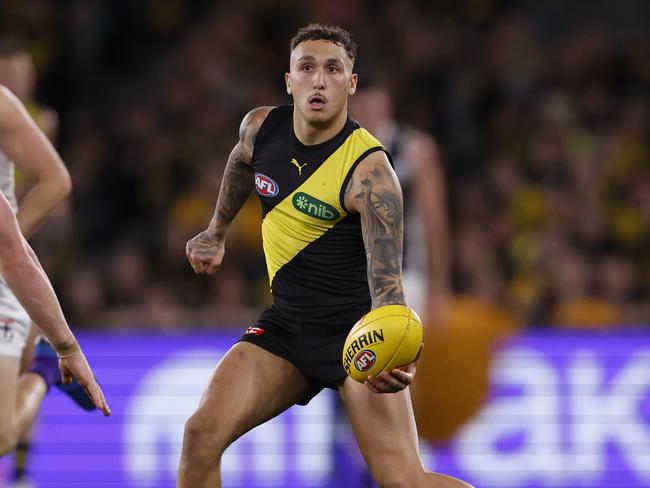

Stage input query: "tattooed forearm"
[
  {"left": 368, "top": 238, "right": 403, "bottom": 304},
  {"left": 208, "top": 145, "right": 254, "bottom": 239},
  {"left": 356, "top": 163, "right": 405, "bottom": 308},
  {"left": 203, "top": 107, "right": 270, "bottom": 240}
]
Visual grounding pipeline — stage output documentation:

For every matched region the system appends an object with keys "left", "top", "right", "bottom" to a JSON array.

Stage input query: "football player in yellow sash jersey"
[{"left": 181, "top": 24, "right": 473, "bottom": 488}]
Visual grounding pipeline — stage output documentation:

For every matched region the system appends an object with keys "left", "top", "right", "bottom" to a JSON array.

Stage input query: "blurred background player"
[
  {"left": 0, "top": 38, "right": 103, "bottom": 487},
  {"left": 350, "top": 80, "right": 453, "bottom": 487},
  {"left": 351, "top": 78, "right": 519, "bottom": 452},
  {"left": 351, "top": 81, "right": 450, "bottom": 325}
]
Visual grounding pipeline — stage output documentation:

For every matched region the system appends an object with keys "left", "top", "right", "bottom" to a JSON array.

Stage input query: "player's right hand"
[
  {"left": 185, "top": 229, "right": 225, "bottom": 275},
  {"left": 59, "top": 351, "right": 111, "bottom": 416}
]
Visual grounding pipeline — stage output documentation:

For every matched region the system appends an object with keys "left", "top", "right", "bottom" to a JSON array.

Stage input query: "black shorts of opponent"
[{"left": 239, "top": 305, "right": 367, "bottom": 405}]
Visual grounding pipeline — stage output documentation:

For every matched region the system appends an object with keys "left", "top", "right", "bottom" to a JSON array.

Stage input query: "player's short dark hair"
[{"left": 290, "top": 23, "right": 357, "bottom": 64}]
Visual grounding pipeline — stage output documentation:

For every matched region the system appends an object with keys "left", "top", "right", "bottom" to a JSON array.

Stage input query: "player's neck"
[{"left": 293, "top": 109, "right": 347, "bottom": 146}]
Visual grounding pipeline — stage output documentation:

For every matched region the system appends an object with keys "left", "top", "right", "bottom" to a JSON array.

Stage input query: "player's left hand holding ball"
[
  {"left": 365, "top": 344, "right": 423, "bottom": 394},
  {"left": 342, "top": 305, "right": 424, "bottom": 394}
]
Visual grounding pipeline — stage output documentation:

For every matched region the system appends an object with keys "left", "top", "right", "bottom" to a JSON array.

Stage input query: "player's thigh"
[
  {"left": 339, "top": 377, "right": 424, "bottom": 475},
  {"left": 0, "top": 355, "right": 20, "bottom": 434},
  {"left": 187, "top": 341, "right": 309, "bottom": 445}
]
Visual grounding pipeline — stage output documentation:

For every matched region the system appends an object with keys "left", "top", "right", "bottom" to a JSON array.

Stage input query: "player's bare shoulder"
[
  {"left": 343, "top": 150, "right": 401, "bottom": 214},
  {"left": 237, "top": 106, "right": 274, "bottom": 162}
]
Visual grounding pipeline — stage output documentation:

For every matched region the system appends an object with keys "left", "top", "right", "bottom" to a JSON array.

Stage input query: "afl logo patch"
[
  {"left": 354, "top": 349, "right": 377, "bottom": 373},
  {"left": 255, "top": 173, "right": 279, "bottom": 197}
]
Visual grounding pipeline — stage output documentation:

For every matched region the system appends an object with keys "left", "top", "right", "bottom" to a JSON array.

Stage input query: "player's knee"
[
  {"left": 182, "top": 414, "right": 213, "bottom": 449},
  {"left": 182, "top": 412, "right": 229, "bottom": 458}
]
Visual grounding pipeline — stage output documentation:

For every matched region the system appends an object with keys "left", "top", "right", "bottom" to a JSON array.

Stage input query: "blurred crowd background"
[{"left": 1, "top": 0, "right": 648, "bottom": 330}]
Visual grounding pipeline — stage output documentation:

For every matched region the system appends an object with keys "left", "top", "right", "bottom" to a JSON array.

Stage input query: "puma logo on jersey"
[{"left": 290, "top": 158, "right": 308, "bottom": 175}]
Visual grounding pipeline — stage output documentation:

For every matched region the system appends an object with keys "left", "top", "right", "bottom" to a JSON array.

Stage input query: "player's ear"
[
  {"left": 285, "top": 72, "right": 292, "bottom": 95},
  {"left": 349, "top": 73, "right": 358, "bottom": 95}
]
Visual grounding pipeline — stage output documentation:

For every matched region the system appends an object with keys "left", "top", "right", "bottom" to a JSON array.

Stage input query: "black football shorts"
[{"left": 239, "top": 305, "right": 367, "bottom": 405}]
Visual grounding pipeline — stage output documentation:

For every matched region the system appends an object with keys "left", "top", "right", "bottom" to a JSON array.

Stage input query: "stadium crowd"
[{"left": 1, "top": 0, "right": 648, "bottom": 329}]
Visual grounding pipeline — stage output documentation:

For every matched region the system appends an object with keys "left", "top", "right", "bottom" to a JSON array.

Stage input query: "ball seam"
[{"left": 376, "top": 317, "right": 412, "bottom": 373}]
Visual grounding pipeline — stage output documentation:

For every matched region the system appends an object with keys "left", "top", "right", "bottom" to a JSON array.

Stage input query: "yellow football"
[{"left": 342, "top": 304, "right": 423, "bottom": 382}]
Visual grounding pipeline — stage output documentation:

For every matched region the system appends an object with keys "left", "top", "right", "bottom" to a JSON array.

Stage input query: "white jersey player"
[{"left": 0, "top": 85, "right": 110, "bottom": 459}]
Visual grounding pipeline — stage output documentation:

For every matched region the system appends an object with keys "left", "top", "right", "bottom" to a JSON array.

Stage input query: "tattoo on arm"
[
  {"left": 209, "top": 118, "right": 260, "bottom": 238},
  {"left": 356, "top": 164, "right": 405, "bottom": 307},
  {"left": 210, "top": 148, "right": 254, "bottom": 238}
]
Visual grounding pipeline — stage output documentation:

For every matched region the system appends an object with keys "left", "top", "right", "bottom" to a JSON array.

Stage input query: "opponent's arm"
[
  {"left": 0, "top": 192, "right": 69, "bottom": 345},
  {"left": 345, "top": 151, "right": 423, "bottom": 394},
  {"left": 0, "top": 193, "right": 110, "bottom": 415},
  {"left": 0, "top": 86, "right": 71, "bottom": 239},
  {"left": 186, "top": 106, "right": 272, "bottom": 275}
]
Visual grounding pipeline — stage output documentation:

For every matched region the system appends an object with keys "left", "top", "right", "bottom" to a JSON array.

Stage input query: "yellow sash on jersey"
[{"left": 262, "top": 128, "right": 382, "bottom": 287}]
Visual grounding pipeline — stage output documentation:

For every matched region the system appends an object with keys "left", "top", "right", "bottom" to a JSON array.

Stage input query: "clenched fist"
[{"left": 185, "top": 229, "right": 226, "bottom": 275}]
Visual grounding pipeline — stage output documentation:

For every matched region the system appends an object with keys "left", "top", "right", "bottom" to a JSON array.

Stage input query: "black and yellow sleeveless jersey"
[{"left": 252, "top": 105, "right": 387, "bottom": 320}]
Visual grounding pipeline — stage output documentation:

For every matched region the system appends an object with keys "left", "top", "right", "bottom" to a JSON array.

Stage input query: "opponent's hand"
[
  {"left": 185, "top": 229, "right": 225, "bottom": 275},
  {"left": 59, "top": 352, "right": 111, "bottom": 416},
  {"left": 364, "top": 344, "right": 423, "bottom": 394}
]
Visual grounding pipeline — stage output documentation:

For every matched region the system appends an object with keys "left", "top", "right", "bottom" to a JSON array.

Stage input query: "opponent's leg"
[
  {"left": 0, "top": 356, "right": 47, "bottom": 456},
  {"left": 0, "top": 314, "right": 51, "bottom": 457},
  {"left": 339, "top": 378, "right": 474, "bottom": 488},
  {"left": 11, "top": 323, "right": 39, "bottom": 484},
  {"left": 0, "top": 356, "right": 20, "bottom": 454},
  {"left": 177, "top": 342, "right": 309, "bottom": 488}
]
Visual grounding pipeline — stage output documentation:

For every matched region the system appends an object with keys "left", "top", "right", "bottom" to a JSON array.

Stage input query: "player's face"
[{"left": 286, "top": 40, "right": 357, "bottom": 125}]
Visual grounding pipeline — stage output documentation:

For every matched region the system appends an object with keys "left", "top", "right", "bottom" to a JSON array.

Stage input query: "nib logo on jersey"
[{"left": 293, "top": 192, "right": 340, "bottom": 221}]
